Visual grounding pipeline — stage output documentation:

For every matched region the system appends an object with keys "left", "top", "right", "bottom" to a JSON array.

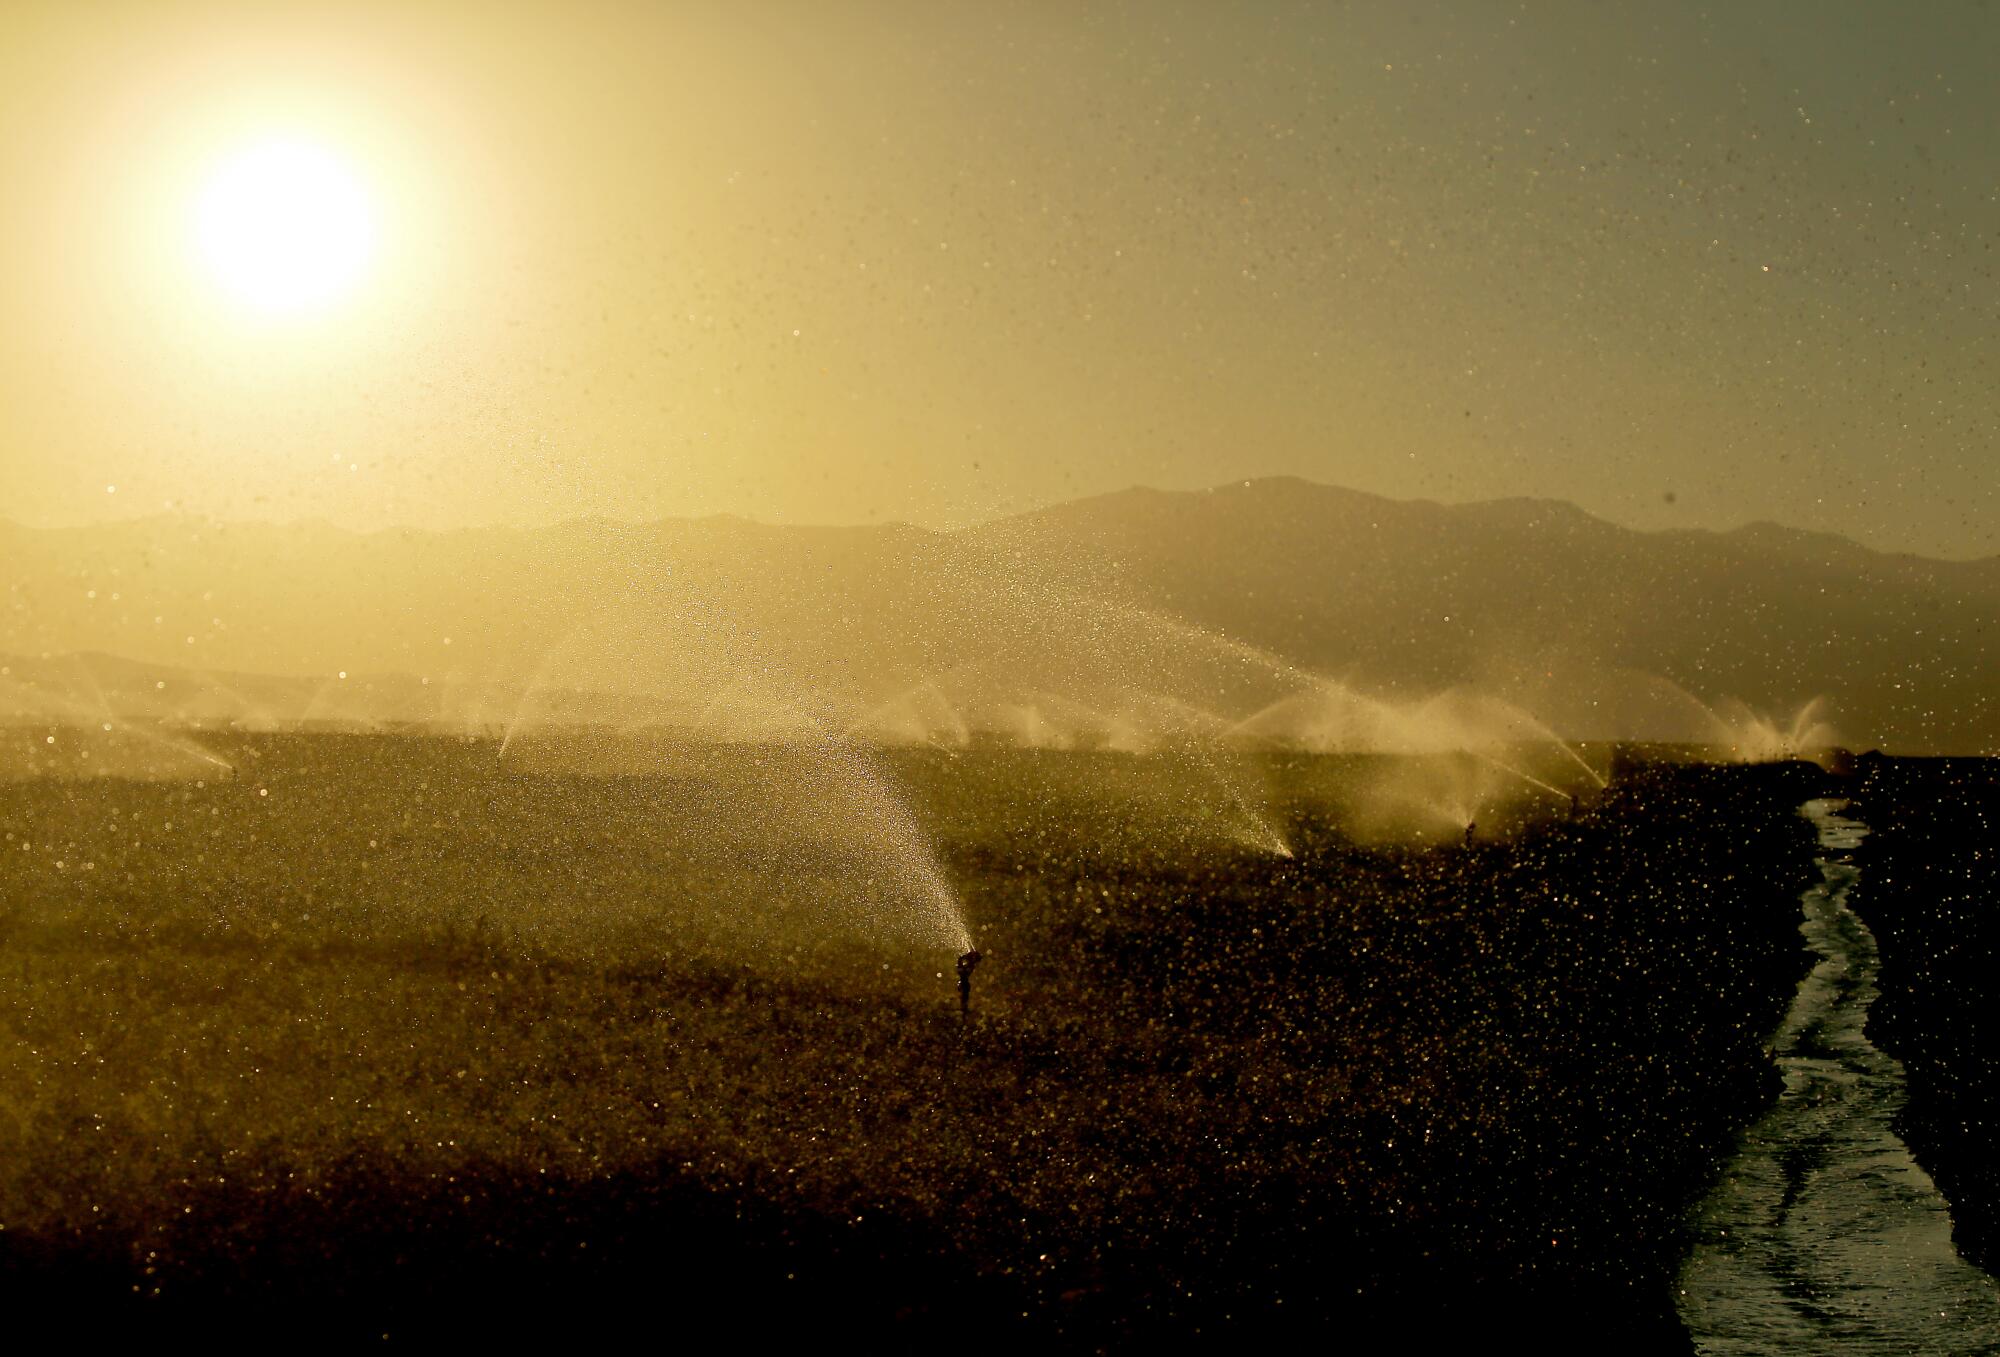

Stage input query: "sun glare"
[{"left": 191, "top": 137, "right": 377, "bottom": 315}]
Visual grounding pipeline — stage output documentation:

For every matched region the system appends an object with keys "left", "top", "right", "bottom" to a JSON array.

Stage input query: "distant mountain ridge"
[{"left": 3, "top": 479, "right": 1994, "bottom": 752}]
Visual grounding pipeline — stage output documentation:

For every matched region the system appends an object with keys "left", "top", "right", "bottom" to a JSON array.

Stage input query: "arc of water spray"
[
  {"left": 1473, "top": 751, "right": 1571, "bottom": 802},
  {"left": 1614, "top": 668, "right": 1755, "bottom": 750},
  {"left": 1126, "top": 688, "right": 1293, "bottom": 858},
  {"left": 708, "top": 687, "right": 974, "bottom": 953},
  {"left": 27, "top": 659, "right": 234, "bottom": 778},
  {"left": 182, "top": 668, "right": 279, "bottom": 731},
  {"left": 297, "top": 669, "right": 387, "bottom": 731},
  {"left": 944, "top": 581, "right": 1608, "bottom": 786},
  {"left": 1140, "top": 605, "right": 1607, "bottom": 792},
  {"left": 496, "top": 603, "right": 975, "bottom": 955},
  {"left": 499, "top": 622, "right": 592, "bottom": 759},
  {"left": 1229, "top": 673, "right": 1607, "bottom": 790},
  {"left": 1477, "top": 705, "right": 1607, "bottom": 789},
  {"left": 843, "top": 668, "right": 975, "bottom": 752},
  {"left": 971, "top": 593, "right": 1603, "bottom": 839},
  {"left": 1610, "top": 668, "right": 1837, "bottom": 760}
]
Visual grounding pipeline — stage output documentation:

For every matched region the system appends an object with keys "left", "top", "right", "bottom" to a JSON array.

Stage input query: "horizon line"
[{"left": 2, "top": 476, "right": 1994, "bottom": 566}]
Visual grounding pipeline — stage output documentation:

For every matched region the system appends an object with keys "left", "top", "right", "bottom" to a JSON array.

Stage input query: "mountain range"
[{"left": 3, "top": 478, "right": 1994, "bottom": 753}]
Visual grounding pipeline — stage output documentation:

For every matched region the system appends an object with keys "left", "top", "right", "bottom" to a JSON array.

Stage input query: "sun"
[{"left": 191, "top": 137, "right": 377, "bottom": 315}]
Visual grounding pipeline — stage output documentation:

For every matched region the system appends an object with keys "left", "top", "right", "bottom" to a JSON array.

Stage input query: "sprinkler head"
[{"left": 956, "top": 948, "right": 983, "bottom": 1016}]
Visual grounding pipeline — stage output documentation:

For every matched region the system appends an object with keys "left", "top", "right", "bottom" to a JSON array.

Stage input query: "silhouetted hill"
[
  {"left": 963, "top": 480, "right": 1999, "bottom": 752},
  {"left": 2, "top": 481, "right": 1994, "bottom": 751}
]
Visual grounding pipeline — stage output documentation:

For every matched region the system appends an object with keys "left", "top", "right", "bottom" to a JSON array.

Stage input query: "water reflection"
[{"left": 1678, "top": 799, "right": 2000, "bottom": 1352}]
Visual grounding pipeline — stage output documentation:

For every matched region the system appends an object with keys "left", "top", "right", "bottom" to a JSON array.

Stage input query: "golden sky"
[{"left": 3, "top": 0, "right": 1996, "bottom": 555}]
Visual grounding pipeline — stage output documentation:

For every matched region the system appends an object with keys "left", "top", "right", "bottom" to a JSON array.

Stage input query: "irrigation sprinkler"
[{"left": 956, "top": 948, "right": 983, "bottom": 1017}]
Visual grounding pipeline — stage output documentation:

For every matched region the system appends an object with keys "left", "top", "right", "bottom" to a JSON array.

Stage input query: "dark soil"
[{"left": 1849, "top": 755, "right": 2000, "bottom": 1276}]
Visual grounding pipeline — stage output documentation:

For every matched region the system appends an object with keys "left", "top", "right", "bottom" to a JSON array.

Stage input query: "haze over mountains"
[{"left": 4, "top": 479, "right": 1994, "bottom": 753}]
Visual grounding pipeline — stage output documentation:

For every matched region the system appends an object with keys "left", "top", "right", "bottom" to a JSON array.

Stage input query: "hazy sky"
[{"left": 3, "top": 0, "right": 1996, "bottom": 556}]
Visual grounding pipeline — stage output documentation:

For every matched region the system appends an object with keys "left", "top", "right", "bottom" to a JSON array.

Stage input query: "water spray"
[
  {"left": 956, "top": 948, "right": 983, "bottom": 1017},
  {"left": 1473, "top": 751, "right": 1569, "bottom": 802}
]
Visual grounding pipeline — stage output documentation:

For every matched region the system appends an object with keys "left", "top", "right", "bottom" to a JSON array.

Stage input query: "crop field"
[{"left": 0, "top": 735, "right": 1827, "bottom": 1345}]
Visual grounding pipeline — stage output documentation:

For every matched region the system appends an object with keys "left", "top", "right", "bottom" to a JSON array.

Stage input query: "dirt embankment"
[{"left": 1850, "top": 757, "right": 2000, "bottom": 1275}]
